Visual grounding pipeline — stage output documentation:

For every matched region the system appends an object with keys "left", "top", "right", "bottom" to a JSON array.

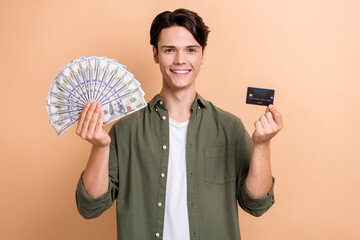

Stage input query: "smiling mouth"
[{"left": 170, "top": 69, "right": 191, "bottom": 74}]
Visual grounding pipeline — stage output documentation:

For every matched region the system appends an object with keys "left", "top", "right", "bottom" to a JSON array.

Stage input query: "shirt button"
[
  {"left": 162, "top": 145, "right": 167, "bottom": 150},
  {"left": 198, "top": 106, "right": 201, "bottom": 109},
  {"left": 161, "top": 173, "right": 165, "bottom": 178},
  {"left": 162, "top": 116, "right": 166, "bottom": 120},
  {"left": 155, "top": 233, "right": 160, "bottom": 237},
  {"left": 157, "top": 202, "right": 162, "bottom": 207},
  {"left": 155, "top": 108, "right": 158, "bottom": 112},
  {"left": 159, "top": 100, "right": 163, "bottom": 105}
]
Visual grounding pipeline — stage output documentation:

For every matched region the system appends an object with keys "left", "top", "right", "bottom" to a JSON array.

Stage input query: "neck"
[{"left": 159, "top": 87, "right": 196, "bottom": 122}]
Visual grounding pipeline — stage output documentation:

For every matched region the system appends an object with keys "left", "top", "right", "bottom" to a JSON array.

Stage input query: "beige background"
[{"left": 1, "top": 0, "right": 359, "bottom": 239}]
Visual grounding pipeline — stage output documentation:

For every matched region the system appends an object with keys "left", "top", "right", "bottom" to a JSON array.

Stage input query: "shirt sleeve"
[
  {"left": 235, "top": 119, "right": 275, "bottom": 217},
  {"left": 75, "top": 125, "right": 119, "bottom": 219},
  {"left": 239, "top": 177, "right": 275, "bottom": 217}
]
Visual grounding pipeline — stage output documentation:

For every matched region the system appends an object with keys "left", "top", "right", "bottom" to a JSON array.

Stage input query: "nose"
[{"left": 174, "top": 51, "right": 186, "bottom": 65}]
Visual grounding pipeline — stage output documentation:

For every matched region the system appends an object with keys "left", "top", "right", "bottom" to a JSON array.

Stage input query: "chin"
[{"left": 169, "top": 80, "right": 194, "bottom": 90}]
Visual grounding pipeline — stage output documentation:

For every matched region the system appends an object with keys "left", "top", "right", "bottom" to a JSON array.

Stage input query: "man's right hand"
[{"left": 76, "top": 102, "right": 111, "bottom": 148}]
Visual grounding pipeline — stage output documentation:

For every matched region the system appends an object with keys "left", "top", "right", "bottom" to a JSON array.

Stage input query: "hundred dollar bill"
[
  {"left": 96, "top": 72, "right": 129, "bottom": 104},
  {"left": 55, "top": 77, "right": 87, "bottom": 106},
  {"left": 100, "top": 79, "right": 141, "bottom": 106},
  {"left": 87, "top": 56, "right": 97, "bottom": 102},
  {"left": 95, "top": 66, "right": 127, "bottom": 103},
  {"left": 57, "top": 73, "right": 87, "bottom": 104},
  {"left": 61, "top": 60, "right": 89, "bottom": 102},
  {"left": 97, "top": 71, "right": 137, "bottom": 104},
  {"left": 121, "top": 89, "right": 146, "bottom": 112},
  {"left": 77, "top": 57, "right": 91, "bottom": 101},
  {"left": 94, "top": 57, "right": 126, "bottom": 101},
  {"left": 93, "top": 57, "right": 109, "bottom": 101},
  {"left": 49, "top": 109, "right": 81, "bottom": 125},
  {"left": 88, "top": 56, "right": 102, "bottom": 100},
  {"left": 47, "top": 92, "right": 84, "bottom": 108},
  {"left": 51, "top": 116, "right": 79, "bottom": 136},
  {"left": 47, "top": 104, "right": 83, "bottom": 116},
  {"left": 48, "top": 80, "right": 86, "bottom": 106},
  {"left": 102, "top": 88, "right": 147, "bottom": 124}
]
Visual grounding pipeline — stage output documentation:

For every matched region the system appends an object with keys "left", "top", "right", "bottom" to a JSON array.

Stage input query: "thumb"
[{"left": 265, "top": 104, "right": 273, "bottom": 113}]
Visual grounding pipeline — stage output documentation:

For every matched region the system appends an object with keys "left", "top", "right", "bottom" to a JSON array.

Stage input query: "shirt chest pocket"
[{"left": 204, "top": 146, "right": 236, "bottom": 184}]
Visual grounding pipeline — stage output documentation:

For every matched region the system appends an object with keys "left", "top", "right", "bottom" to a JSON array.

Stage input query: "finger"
[
  {"left": 259, "top": 115, "right": 270, "bottom": 130},
  {"left": 265, "top": 112, "right": 277, "bottom": 129},
  {"left": 269, "top": 105, "right": 283, "bottom": 129},
  {"left": 80, "top": 102, "right": 97, "bottom": 138},
  {"left": 87, "top": 103, "right": 102, "bottom": 136},
  {"left": 265, "top": 105, "right": 271, "bottom": 113},
  {"left": 254, "top": 120, "right": 264, "bottom": 133},
  {"left": 76, "top": 102, "right": 90, "bottom": 135},
  {"left": 95, "top": 109, "right": 105, "bottom": 135}
]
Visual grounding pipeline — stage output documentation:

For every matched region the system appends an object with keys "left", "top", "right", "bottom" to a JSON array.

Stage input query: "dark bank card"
[{"left": 246, "top": 87, "right": 275, "bottom": 106}]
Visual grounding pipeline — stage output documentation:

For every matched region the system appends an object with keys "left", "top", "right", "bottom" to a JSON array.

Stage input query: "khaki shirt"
[{"left": 76, "top": 93, "right": 275, "bottom": 240}]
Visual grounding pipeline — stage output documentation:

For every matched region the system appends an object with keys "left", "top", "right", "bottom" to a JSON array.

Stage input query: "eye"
[
  {"left": 188, "top": 48, "right": 196, "bottom": 53},
  {"left": 164, "top": 49, "right": 174, "bottom": 53}
]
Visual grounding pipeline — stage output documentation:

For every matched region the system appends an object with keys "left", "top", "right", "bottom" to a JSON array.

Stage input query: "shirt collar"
[
  {"left": 149, "top": 92, "right": 209, "bottom": 111},
  {"left": 195, "top": 92, "right": 208, "bottom": 108}
]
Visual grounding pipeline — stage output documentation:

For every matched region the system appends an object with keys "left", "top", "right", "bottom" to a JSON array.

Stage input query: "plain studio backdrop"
[{"left": 0, "top": 0, "right": 359, "bottom": 239}]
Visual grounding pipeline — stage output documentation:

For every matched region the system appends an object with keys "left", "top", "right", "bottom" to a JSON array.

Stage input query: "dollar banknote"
[{"left": 46, "top": 56, "right": 147, "bottom": 135}]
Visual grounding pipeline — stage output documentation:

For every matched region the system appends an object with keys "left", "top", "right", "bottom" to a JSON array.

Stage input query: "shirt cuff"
[
  {"left": 75, "top": 172, "right": 113, "bottom": 218},
  {"left": 240, "top": 177, "right": 275, "bottom": 216}
]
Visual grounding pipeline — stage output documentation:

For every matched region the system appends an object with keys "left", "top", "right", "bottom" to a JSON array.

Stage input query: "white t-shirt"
[{"left": 163, "top": 118, "right": 190, "bottom": 240}]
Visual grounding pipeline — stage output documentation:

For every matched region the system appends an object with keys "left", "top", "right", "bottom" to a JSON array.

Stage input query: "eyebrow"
[{"left": 160, "top": 45, "right": 201, "bottom": 49}]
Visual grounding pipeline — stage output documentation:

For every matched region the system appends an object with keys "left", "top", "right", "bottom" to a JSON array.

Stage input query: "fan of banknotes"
[{"left": 46, "top": 56, "right": 147, "bottom": 135}]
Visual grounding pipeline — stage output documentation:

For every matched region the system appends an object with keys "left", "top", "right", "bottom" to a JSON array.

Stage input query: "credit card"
[{"left": 246, "top": 87, "right": 275, "bottom": 106}]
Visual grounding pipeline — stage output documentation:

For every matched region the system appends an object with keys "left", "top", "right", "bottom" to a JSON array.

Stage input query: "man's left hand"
[{"left": 252, "top": 105, "right": 283, "bottom": 144}]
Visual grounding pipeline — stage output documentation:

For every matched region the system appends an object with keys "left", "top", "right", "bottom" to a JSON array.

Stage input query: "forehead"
[{"left": 158, "top": 26, "right": 200, "bottom": 47}]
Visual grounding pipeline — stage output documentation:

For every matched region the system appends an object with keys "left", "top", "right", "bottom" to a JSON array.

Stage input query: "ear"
[
  {"left": 153, "top": 46, "right": 159, "bottom": 64},
  {"left": 201, "top": 47, "right": 206, "bottom": 65}
]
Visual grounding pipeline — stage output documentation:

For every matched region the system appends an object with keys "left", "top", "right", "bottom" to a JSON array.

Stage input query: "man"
[{"left": 75, "top": 8, "right": 283, "bottom": 240}]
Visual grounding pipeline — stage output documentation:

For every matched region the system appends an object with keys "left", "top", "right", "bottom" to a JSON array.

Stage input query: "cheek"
[
  {"left": 189, "top": 55, "right": 203, "bottom": 67},
  {"left": 158, "top": 55, "right": 172, "bottom": 67}
]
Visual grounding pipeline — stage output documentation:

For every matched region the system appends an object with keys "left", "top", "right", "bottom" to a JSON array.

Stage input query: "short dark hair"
[{"left": 150, "top": 8, "right": 210, "bottom": 50}]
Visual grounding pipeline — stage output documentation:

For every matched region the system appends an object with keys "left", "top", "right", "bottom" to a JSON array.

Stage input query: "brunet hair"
[{"left": 150, "top": 8, "right": 210, "bottom": 50}]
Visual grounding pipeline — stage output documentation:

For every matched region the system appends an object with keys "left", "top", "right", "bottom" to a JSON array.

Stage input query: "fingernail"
[
  {"left": 97, "top": 103, "right": 101, "bottom": 109},
  {"left": 269, "top": 104, "right": 274, "bottom": 109},
  {"left": 85, "top": 102, "right": 90, "bottom": 107},
  {"left": 92, "top": 102, "right": 97, "bottom": 107}
]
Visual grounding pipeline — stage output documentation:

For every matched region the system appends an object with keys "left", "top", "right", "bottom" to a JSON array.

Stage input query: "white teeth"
[{"left": 172, "top": 70, "right": 190, "bottom": 74}]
